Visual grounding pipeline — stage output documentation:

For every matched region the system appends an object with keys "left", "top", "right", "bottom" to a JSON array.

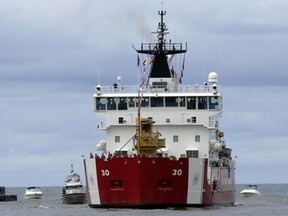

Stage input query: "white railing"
[{"left": 94, "top": 84, "right": 221, "bottom": 94}]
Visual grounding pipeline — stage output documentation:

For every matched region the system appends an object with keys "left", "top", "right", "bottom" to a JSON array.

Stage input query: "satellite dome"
[{"left": 208, "top": 72, "right": 218, "bottom": 83}]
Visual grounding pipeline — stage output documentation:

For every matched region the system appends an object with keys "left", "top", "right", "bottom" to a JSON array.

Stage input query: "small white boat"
[
  {"left": 240, "top": 184, "right": 261, "bottom": 197},
  {"left": 62, "top": 164, "right": 86, "bottom": 204},
  {"left": 24, "top": 187, "right": 43, "bottom": 199}
]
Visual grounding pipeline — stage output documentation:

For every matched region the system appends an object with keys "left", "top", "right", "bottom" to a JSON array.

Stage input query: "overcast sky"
[{"left": 1, "top": 0, "right": 288, "bottom": 187}]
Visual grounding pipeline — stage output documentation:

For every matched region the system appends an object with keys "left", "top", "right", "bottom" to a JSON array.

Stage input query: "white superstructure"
[{"left": 94, "top": 72, "right": 229, "bottom": 181}]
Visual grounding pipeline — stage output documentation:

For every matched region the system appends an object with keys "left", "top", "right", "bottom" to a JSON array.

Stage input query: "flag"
[
  {"left": 140, "top": 78, "right": 145, "bottom": 90},
  {"left": 133, "top": 134, "right": 138, "bottom": 144},
  {"left": 179, "top": 55, "right": 185, "bottom": 84},
  {"left": 143, "top": 58, "right": 148, "bottom": 66}
]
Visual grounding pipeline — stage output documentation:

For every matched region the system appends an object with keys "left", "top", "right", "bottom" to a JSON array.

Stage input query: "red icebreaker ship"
[{"left": 84, "top": 9, "right": 236, "bottom": 208}]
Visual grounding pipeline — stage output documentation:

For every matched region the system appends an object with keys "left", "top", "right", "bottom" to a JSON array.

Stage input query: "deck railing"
[{"left": 94, "top": 84, "right": 221, "bottom": 94}]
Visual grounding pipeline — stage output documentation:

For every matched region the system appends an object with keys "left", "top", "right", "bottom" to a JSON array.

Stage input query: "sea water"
[{"left": 1, "top": 184, "right": 288, "bottom": 216}]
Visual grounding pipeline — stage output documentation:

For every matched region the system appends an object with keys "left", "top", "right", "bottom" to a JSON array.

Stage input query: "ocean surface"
[{"left": 1, "top": 184, "right": 288, "bottom": 216}]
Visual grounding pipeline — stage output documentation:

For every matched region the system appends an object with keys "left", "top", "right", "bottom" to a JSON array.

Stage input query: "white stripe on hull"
[
  {"left": 85, "top": 158, "right": 100, "bottom": 205},
  {"left": 186, "top": 158, "right": 205, "bottom": 204}
]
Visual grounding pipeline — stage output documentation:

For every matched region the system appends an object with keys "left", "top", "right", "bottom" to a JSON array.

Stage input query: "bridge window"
[
  {"left": 165, "top": 97, "right": 178, "bottom": 107},
  {"left": 179, "top": 97, "right": 186, "bottom": 107},
  {"left": 187, "top": 97, "right": 196, "bottom": 109},
  {"left": 96, "top": 97, "right": 107, "bottom": 110},
  {"left": 209, "top": 96, "right": 219, "bottom": 109},
  {"left": 118, "top": 97, "right": 127, "bottom": 110},
  {"left": 137, "top": 97, "right": 149, "bottom": 107},
  {"left": 198, "top": 97, "right": 207, "bottom": 109},
  {"left": 107, "top": 97, "right": 117, "bottom": 110},
  {"left": 151, "top": 97, "right": 163, "bottom": 107},
  {"left": 143, "top": 97, "right": 149, "bottom": 107},
  {"left": 128, "top": 97, "right": 136, "bottom": 107}
]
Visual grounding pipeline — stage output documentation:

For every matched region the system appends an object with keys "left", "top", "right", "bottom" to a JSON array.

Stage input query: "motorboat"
[
  {"left": 24, "top": 187, "right": 43, "bottom": 199},
  {"left": 62, "top": 164, "right": 86, "bottom": 204},
  {"left": 240, "top": 184, "right": 261, "bottom": 197}
]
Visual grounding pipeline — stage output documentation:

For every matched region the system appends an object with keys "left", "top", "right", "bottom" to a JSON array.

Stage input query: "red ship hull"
[{"left": 84, "top": 157, "right": 235, "bottom": 208}]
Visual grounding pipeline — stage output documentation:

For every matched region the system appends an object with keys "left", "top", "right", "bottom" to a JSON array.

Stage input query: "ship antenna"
[
  {"left": 215, "top": 46, "right": 218, "bottom": 71},
  {"left": 157, "top": 9, "right": 167, "bottom": 49},
  {"left": 70, "top": 163, "right": 74, "bottom": 174},
  {"left": 97, "top": 66, "right": 100, "bottom": 85},
  {"left": 202, "top": 65, "right": 206, "bottom": 84}
]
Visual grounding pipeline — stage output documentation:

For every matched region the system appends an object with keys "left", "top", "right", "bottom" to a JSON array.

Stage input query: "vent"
[
  {"left": 191, "top": 117, "right": 197, "bottom": 123},
  {"left": 110, "top": 180, "right": 123, "bottom": 189},
  {"left": 118, "top": 117, "right": 124, "bottom": 124},
  {"left": 157, "top": 180, "right": 172, "bottom": 190}
]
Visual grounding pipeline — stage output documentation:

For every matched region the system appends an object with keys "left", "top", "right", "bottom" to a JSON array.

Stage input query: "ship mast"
[
  {"left": 70, "top": 163, "right": 74, "bottom": 174},
  {"left": 157, "top": 10, "right": 167, "bottom": 52},
  {"left": 136, "top": 10, "right": 187, "bottom": 80},
  {"left": 133, "top": 10, "right": 185, "bottom": 157}
]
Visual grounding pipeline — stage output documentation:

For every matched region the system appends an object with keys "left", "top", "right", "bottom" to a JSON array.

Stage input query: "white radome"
[{"left": 208, "top": 72, "right": 218, "bottom": 83}]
